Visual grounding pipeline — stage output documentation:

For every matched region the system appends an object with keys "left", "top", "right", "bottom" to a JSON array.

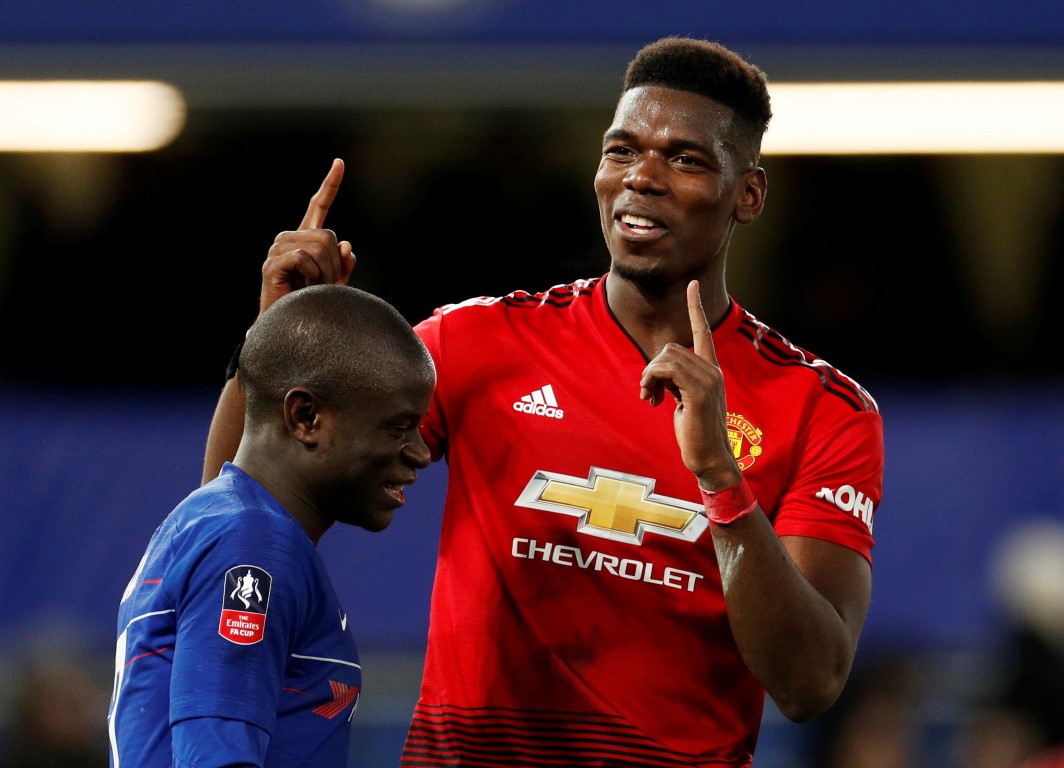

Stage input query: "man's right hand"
[{"left": 259, "top": 158, "right": 355, "bottom": 315}]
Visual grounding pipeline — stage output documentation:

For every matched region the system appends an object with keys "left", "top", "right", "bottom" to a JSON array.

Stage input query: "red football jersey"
[{"left": 402, "top": 276, "right": 883, "bottom": 767}]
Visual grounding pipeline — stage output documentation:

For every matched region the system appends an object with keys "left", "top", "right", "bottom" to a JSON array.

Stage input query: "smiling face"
[
  {"left": 235, "top": 283, "right": 438, "bottom": 543},
  {"left": 310, "top": 367, "right": 435, "bottom": 535},
  {"left": 594, "top": 85, "right": 765, "bottom": 293}
]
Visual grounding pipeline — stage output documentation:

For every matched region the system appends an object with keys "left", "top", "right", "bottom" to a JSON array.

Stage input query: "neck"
[
  {"left": 233, "top": 451, "right": 329, "bottom": 545},
  {"left": 604, "top": 271, "right": 730, "bottom": 358}
]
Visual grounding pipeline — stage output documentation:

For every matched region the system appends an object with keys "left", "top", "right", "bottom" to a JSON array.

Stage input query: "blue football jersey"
[{"left": 108, "top": 463, "right": 360, "bottom": 768}]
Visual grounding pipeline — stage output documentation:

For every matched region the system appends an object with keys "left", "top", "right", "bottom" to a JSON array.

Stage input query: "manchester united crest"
[{"left": 726, "top": 413, "right": 763, "bottom": 471}]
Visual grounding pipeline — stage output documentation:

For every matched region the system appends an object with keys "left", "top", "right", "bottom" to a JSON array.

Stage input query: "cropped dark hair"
[
  {"left": 240, "top": 284, "right": 433, "bottom": 421},
  {"left": 623, "top": 36, "right": 772, "bottom": 149}
]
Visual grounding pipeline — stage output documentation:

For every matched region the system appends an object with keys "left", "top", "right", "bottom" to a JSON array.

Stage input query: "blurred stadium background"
[{"left": 1, "top": 1, "right": 1063, "bottom": 766}]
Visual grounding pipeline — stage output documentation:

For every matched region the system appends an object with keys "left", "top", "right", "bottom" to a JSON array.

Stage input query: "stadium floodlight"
[
  {"left": 763, "top": 82, "right": 1064, "bottom": 154},
  {"left": 0, "top": 81, "right": 186, "bottom": 152},
  {"left": 1, "top": 79, "right": 1060, "bottom": 155}
]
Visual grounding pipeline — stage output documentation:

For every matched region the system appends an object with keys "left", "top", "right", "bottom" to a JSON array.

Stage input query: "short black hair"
[
  {"left": 623, "top": 36, "right": 772, "bottom": 149},
  {"left": 240, "top": 284, "right": 433, "bottom": 421}
]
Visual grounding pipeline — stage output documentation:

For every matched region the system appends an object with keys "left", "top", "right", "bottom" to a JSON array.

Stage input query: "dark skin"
[
  {"left": 204, "top": 160, "right": 355, "bottom": 482},
  {"left": 205, "top": 85, "right": 870, "bottom": 722},
  {"left": 610, "top": 86, "right": 870, "bottom": 720},
  {"left": 234, "top": 378, "right": 433, "bottom": 546}
]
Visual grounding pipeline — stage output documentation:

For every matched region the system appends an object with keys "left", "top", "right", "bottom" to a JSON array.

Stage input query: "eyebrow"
[
  {"left": 602, "top": 127, "right": 633, "bottom": 143},
  {"left": 603, "top": 127, "right": 717, "bottom": 157}
]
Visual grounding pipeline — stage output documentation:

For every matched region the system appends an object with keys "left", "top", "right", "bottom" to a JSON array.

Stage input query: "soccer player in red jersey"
[{"left": 204, "top": 36, "right": 883, "bottom": 767}]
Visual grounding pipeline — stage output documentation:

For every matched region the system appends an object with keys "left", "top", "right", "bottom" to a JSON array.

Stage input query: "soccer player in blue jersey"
[{"left": 108, "top": 284, "right": 435, "bottom": 768}]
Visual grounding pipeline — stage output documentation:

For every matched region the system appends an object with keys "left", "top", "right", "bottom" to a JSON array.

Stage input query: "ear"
[
  {"left": 283, "top": 388, "right": 322, "bottom": 450},
  {"left": 734, "top": 166, "right": 767, "bottom": 225}
]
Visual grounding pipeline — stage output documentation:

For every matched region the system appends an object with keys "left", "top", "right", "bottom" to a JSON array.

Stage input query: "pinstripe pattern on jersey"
[{"left": 402, "top": 703, "right": 746, "bottom": 767}]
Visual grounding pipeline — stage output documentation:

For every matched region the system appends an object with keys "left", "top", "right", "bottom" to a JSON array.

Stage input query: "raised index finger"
[
  {"left": 298, "top": 157, "right": 345, "bottom": 230},
  {"left": 687, "top": 279, "right": 717, "bottom": 363}
]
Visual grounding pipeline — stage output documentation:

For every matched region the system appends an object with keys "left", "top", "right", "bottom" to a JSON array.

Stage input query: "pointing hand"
[
  {"left": 259, "top": 158, "right": 356, "bottom": 315},
  {"left": 639, "top": 280, "right": 741, "bottom": 490}
]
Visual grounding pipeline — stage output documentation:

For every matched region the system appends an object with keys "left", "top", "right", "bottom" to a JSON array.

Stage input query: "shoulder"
[
  {"left": 432, "top": 277, "right": 599, "bottom": 317},
  {"left": 728, "top": 303, "right": 879, "bottom": 416},
  {"left": 173, "top": 469, "right": 298, "bottom": 544},
  {"left": 414, "top": 277, "right": 602, "bottom": 345}
]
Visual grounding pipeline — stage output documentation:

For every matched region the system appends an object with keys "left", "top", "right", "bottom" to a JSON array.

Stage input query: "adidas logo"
[{"left": 513, "top": 384, "right": 565, "bottom": 419}]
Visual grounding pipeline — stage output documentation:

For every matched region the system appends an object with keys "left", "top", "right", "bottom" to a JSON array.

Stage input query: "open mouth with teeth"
[
  {"left": 384, "top": 484, "right": 407, "bottom": 505},
  {"left": 621, "top": 213, "right": 659, "bottom": 232}
]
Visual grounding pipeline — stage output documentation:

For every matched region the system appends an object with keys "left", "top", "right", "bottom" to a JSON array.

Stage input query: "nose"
[
  {"left": 623, "top": 154, "right": 667, "bottom": 195},
  {"left": 402, "top": 432, "right": 431, "bottom": 470}
]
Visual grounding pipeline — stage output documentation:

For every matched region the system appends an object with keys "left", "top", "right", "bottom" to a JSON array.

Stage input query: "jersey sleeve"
[
  {"left": 771, "top": 406, "right": 883, "bottom": 563},
  {"left": 414, "top": 310, "right": 447, "bottom": 462},
  {"left": 172, "top": 716, "right": 270, "bottom": 768},
  {"left": 166, "top": 510, "right": 314, "bottom": 734}
]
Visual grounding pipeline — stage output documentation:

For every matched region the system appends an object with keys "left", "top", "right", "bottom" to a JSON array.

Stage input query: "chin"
[
  {"left": 612, "top": 261, "right": 670, "bottom": 294},
  {"left": 363, "top": 511, "right": 394, "bottom": 533}
]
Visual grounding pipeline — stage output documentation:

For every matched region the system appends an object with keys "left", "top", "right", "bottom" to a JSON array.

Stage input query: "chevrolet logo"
[{"left": 515, "top": 467, "right": 707, "bottom": 545}]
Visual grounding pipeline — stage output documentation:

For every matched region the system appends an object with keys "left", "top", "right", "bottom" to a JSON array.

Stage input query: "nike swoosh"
[{"left": 339, "top": 610, "right": 347, "bottom": 631}]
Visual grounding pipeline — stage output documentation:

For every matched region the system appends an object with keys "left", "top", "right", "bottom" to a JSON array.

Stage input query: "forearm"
[
  {"left": 711, "top": 512, "right": 861, "bottom": 721},
  {"left": 202, "top": 377, "right": 246, "bottom": 484}
]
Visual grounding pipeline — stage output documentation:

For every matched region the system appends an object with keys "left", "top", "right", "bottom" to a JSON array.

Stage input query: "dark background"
[
  {"left": 0, "top": 0, "right": 1063, "bottom": 392},
  {"left": 2, "top": 127, "right": 1063, "bottom": 391}
]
